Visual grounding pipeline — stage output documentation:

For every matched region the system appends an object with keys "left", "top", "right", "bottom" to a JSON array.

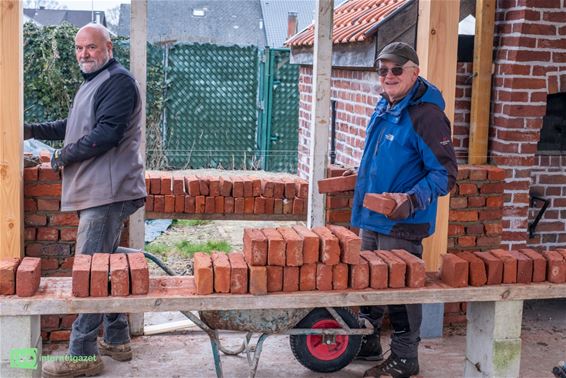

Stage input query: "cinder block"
[
  {"left": 90, "top": 253, "right": 109, "bottom": 297},
  {"left": 228, "top": 252, "right": 248, "bottom": 294},
  {"left": 194, "top": 253, "right": 213, "bottom": 295},
  {"left": 72, "top": 254, "right": 91, "bottom": 297},
  {"left": 16, "top": 257, "right": 41, "bottom": 297},
  {"left": 211, "top": 252, "right": 230, "bottom": 294},
  {"left": 277, "top": 227, "right": 303, "bottom": 266},
  {"left": 327, "top": 225, "right": 360, "bottom": 264},
  {"left": 127, "top": 252, "right": 149, "bottom": 295},
  {"left": 110, "top": 254, "right": 130, "bottom": 296},
  {"left": 292, "top": 225, "right": 320, "bottom": 264},
  {"left": 312, "top": 227, "right": 340, "bottom": 265}
]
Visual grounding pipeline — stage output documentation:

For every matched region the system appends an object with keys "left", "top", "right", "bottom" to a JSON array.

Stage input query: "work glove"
[
  {"left": 24, "top": 124, "right": 33, "bottom": 140},
  {"left": 382, "top": 192, "right": 415, "bottom": 220},
  {"left": 342, "top": 167, "right": 358, "bottom": 176},
  {"left": 50, "top": 149, "right": 65, "bottom": 172}
]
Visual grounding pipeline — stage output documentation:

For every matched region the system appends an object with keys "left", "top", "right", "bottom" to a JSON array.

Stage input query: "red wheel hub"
[{"left": 306, "top": 319, "right": 348, "bottom": 361}]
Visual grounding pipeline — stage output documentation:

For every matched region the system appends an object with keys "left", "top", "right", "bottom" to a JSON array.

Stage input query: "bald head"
[{"left": 75, "top": 23, "right": 113, "bottom": 73}]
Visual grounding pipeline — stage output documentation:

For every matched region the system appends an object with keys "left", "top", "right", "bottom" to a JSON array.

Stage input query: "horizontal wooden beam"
[{"left": 145, "top": 212, "right": 306, "bottom": 222}]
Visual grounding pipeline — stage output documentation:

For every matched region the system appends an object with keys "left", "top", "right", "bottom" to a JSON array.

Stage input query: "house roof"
[
  {"left": 117, "top": 0, "right": 267, "bottom": 46},
  {"left": 23, "top": 8, "right": 107, "bottom": 28},
  {"left": 286, "top": 0, "right": 411, "bottom": 47}
]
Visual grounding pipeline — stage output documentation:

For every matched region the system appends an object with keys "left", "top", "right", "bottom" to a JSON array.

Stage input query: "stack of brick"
[
  {"left": 322, "top": 166, "right": 356, "bottom": 227},
  {"left": 71, "top": 252, "right": 149, "bottom": 297},
  {"left": 193, "top": 225, "right": 426, "bottom": 295},
  {"left": 440, "top": 248, "right": 565, "bottom": 287},
  {"left": 0, "top": 257, "right": 42, "bottom": 296},
  {"left": 145, "top": 172, "right": 308, "bottom": 216}
]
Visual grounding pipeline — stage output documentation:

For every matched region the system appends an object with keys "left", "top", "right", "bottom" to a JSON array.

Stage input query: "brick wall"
[{"left": 454, "top": 62, "right": 473, "bottom": 163}]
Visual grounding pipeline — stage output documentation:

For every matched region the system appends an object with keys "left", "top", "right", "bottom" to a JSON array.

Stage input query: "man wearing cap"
[{"left": 350, "top": 42, "right": 457, "bottom": 377}]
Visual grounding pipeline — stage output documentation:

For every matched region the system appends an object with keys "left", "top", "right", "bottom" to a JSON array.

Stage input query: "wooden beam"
[
  {"left": 128, "top": 0, "right": 147, "bottom": 337},
  {"left": 416, "top": 0, "right": 460, "bottom": 271},
  {"left": 0, "top": 0, "right": 23, "bottom": 259},
  {"left": 468, "top": 0, "right": 496, "bottom": 165},
  {"left": 306, "top": 0, "right": 333, "bottom": 228}
]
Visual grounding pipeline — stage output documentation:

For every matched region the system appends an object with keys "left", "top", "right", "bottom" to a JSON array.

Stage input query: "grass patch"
[
  {"left": 173, "top": 219, "right": 211, "bottom": 227},
  {"left": 145, "top": 242, "right": 169, "bottom": 256},
  {"left": 176, "top": 240, "right": 231, "bottom": 256}
]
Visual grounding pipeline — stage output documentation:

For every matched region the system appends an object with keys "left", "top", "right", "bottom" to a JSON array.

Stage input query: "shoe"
[
  {"left": 97, "top": 339, "right": 132, "bottom": 362},
  {"left": 363, "top": 352, "right": 419, "bottom": 378},
  {"left": 42, "top": 355, "right": 103, "bottom": 378},
  {"left": 356, "top": 332, "right": 383, "bottom": 361}
]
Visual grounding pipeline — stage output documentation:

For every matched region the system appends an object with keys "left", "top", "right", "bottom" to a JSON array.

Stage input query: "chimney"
[{"left": 287, "top": 12, "right": 298, "bottom": 39}]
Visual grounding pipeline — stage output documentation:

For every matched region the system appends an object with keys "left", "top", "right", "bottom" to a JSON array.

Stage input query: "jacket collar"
[
  {"left": 376, "top": 78, "right": 424, "bottom": 120},
  {"left": 81, "top": 58, "right": 117, "bottom": 81}
]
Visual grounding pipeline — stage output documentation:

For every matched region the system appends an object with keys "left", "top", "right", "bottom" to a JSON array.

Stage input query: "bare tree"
[
  {"left": 105, "top": 5, "right": 121, "bottom": 33},
  {"left": 24, "top": 0, "right": 67, "bottom": 9}
]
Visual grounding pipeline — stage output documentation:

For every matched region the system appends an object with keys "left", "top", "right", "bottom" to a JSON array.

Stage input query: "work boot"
[
  {"left": 42, "top": 355, "right": 103, "bottom": 378},
  {"left": 356, "top": 332, "right": 383, "bottom": 361},
  {"left": 98, "top": 339, "right": 132, "bottom": 361},
  {"left": 363, "top": 352, "right": 419, "bottom": 378}
]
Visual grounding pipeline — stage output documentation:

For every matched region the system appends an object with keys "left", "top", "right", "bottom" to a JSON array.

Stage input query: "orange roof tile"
[{"left": 286, "top": 0, "right": 411, "bottom": 47}]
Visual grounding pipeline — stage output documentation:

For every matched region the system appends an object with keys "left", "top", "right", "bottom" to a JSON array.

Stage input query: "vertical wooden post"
[
  {"left": 416, "top": 0, "right": 459, "bottom": 271},
  {"left": 468, "top": 0, "right": 496, "bottom": 165},
  {"left": 306, "top": 0, "right": 333, "bottom": 228},
  {"left": 0, "top": 0, "right": 24, "bottom": 259},
  {"left": 128, "top": 0, "right": 147, "bottom": 336}
]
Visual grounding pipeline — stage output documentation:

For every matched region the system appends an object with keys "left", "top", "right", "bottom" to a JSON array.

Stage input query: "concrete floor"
[{"left": 44, "top": 298, "right": 566, "bottom": 377}]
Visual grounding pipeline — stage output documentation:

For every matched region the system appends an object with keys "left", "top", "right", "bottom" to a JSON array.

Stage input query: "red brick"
[
  {"left": 175, "top": 195, "right": 185, "bottom": 213},
  {"left": 486, "top": 196, "right": 504, "bottom": 208},
  {"left": 318, "top": 175, "right": 357, "bottom": 193},
  {"left": 508, "top": 250, "right": 533, "bottom": 284},
  {"left": 295, "top": 179, "right": 308, "bottom": 198},
  {"left": 185, "top": 176, "right": 201, "bottom": 196},
  {"left": 327, "top": 165, "right": 348, "bottom": 177},
  {"left": 153, "top": 195, "right": 165, "bottom": 212},
  {"left": 458, "top": 183, "right": 477, "bottom": 195},
  {"left": 375, "top": 251, "right": 406, "bottom": 288},
  {"left": 469, "top": 168, "right": 487, "bottom": 181},
  {"left": 37, "top": 198, "right": 60, "bottom": 211},
  {"left": 360, "top": 251, "right": 388, "bottom": 289},
  {"left": 486, "top": 166, "right": 505, "bottom": 181},
  {"left": 50, "top": 330, "right": 71, "bottom": 342},
  {"left": 262, "top": 228, "right": 286, "bottom": 266},
  {"left": 542, "top": 250, "right": 565, "bottom": 283},
  {"left": 211, "top": 252, "right": 230, "bottom": 294},
  {"left": 173, "top": 177, "right": 184, "bottom": 195},
  {"left": 244, "top": 197, "right": 255, "bottom": 214},
  {"left": 198, "top": 176, "right": 210, "bottom": 196},
  {"left": 283, "top": 179, "right": 296, "bottom": 199},
  {"left": 41, "top": 258, "right": 59, "bottom": 271},
  {"left": 232, "top": 178, "right": 244, "bottom": 198},
  {"left": 467, "top": 196, "right": 486, "bottom": 207},
  {"left": 332, "top": 263, "right": 349, "bottom": 290},
  {"left": 195, "top": 196, "right": 206, "bottom": 213},
  {"left": 110, "top": 254, "right": 130, "bottom": 296},
  {"left": 440, "top": 254, "right": 468, "bottom": 288},
  {"left": 490, "top": 249, "right": 518, "bottom": 284},
  {"left": 127, "top": 252, "right": 149, "bottom": 295},
  {"left": 449, "top": 210, "right": 478, "bottom": 222},
  {"left": 24, "top": 183, "right": 62, "bottom": 197},
  {"left": 474, "top": 252, "right": 503, "bottom": 285},
  {"left": 273, "top": 180, "right": 285, "bottom": 199},
  {"left": 249, "top": 265, "right": 267, "bottom": 295},
  {"left": 41, "top": 315, "right": 60, "bottom": 329},
  {"left": 184, "top": 196, "right": 195, "bottom": 213},
  {"left": 215, "top": 196, "right": 225, "bottom": 213},
  {"left": 282, "top": 198, "right": 293, "bottom": 214},
  {"left": 194, "top": 252, "right": 213, "bottom": 295},
  {"left": 391, "top": 249, "right": 425, "bottom": 288},
  {"left": 283, "top": 266, "right": 299, "bottom": 292},
  {"left": 292, "top": 225, "right": 320, "bottom": 264},
  {"left": 456, "top": 252, "right": 487, "bottom": 287},
  {"left": 209, "top": 177, "right": 221, "bottom": 197},
  {"left": 273, "top": 199, "right": 283, "bottom": 214},
  {"left": 145, "top": 175, "right": 150, "bottom": 193},
  {"left": 71, "top": 254, "right": 91, "bottom": 297},
  {"left": 518, "top": 250, "right": 545, "bottom": 282},
  {"left": 292, "top": 198, "right": 305, "bottom": 215},
  {"left": 485, "top": 223, "right": 502, "bottom": 236},
  {"left": 38, "top": 163, "right": 60, "bottom": 181},
  {"left": 363, "top": 193, "right": 396, "bottom": 216},
  {"left": 24, "top": 166, "right": 39, "bottom": 181},
  {"left": 234, "top": 197, "right": 245, "bottom": 214},
  {"left": 450, "top": 197, "right": 468, "bottom": 209},
  {"left": 204, "top": 196, "right": 215, "bottom": 213},
  {"left": 327, "top": 225, "right": 360, "bottom": 264},
  {"left": 25, "top": 214, "right": 47, "bottom": 226},
  {"left": 254, "top": 197, "right": 266, "bottom": 214},
  {"left": 90, "top": 253, "right": 109, "bottom": 297},
  {"left": 316, "top": 263, "right": 333, "bottom": 291},
  {"left": 224, "top": 197, "right": 235, "bottom": 213},
  {"left": 60, "top": 314, "right": 77, "bottom": 329},
  {"left": 349, "top": 258, "right": 369, "bottom": 290},
  {"left": 24, "top": 198, "right": 37, "bottom": 212},
  {"left": 327, "top": 196, "right": 350, "bottom": 209},
  {"left": 266, "top": 266, "right": 283, "bottom": 292},
  {"left": 228, "top": 252, "right": 248, "bottom": 294},
  {"left": 312, "top": 227, "right": 340, "bottom": 265},
  {"left": 299, "top": 263, "right": 317, "bottom": 291},
  {"left": 149, "top": 173, "right": 161, "bottom": 194},
  {"left": 243, "top": 228, "right": 268, "bottom": 266},
  {"left": 37, "top": 227, "right": 58, "bottom": 241},
  {"left": 278, "top": 227, "right": 304, "bottom": 266},
  {"left": 219, "top": 177, "right": 233, "bottom": 197},
  {"left": 16, "top": 257, "right": 41, "bottom": 297},
  {"left": 160, "top": 174, "right": 172, "bottom": 195},
  {"left": 60, "top": 257, "right": 74, "bottom": 270},
  {"left": 0, "top": 258, "right": 20, "bottom": 295},
  {"left": 25, "top": 228, "right": 36, "bottom": 241},
  {"left": 145, "top": 195, "right": 154, "bottom": 211},
  {"left": 264, "top": 197, "right": 274, "bottom": 214},
  {"left": 251, "top": 178, "right": 262, "bottom": 197},
  {"left": 164, "top": 195, "right": 175, "bottom": 213},
  {"left": 261, "top": 179, "right": 275, "bottom": 197}
]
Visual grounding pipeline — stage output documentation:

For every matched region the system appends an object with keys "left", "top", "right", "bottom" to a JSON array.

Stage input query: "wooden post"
[
  {"left": 468, "top": 0, "right": 496, "bottom": 165},
  {"left": 306, "top": 0, "right": 333, "bottom": 228},
  {"left": 416, "top": 0, "right": 460, "bottom": 271},
  {"left": 0, "top": 0, "right": 24, "bottom": 259},
  {"left": 128, "top": 0, "right": 147, "bottom": 336}
]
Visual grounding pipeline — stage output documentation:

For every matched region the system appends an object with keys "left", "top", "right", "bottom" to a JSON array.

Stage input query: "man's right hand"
[
  {"left": 342, "top": 167, "right": 358, "bottom": 176},
  {"left": 24, "top": 124, "right": 33, "bottom": 140}
]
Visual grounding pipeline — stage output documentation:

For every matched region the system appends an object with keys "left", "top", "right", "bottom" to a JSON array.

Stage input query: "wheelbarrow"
[{"left": 119, "top": 247, "right": 373, "bottom": 378}]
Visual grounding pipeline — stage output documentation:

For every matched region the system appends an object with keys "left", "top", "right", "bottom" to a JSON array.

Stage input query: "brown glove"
[{"left": 382, "top": 193, "right": 414, "bottom": 220}]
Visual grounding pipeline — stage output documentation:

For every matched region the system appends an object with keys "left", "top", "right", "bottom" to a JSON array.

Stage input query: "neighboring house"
[
  {"left": 23, "top": 7, "right": 107, "bottom": 27},
  {"left": 117, "top": 0, "right": 266, "bottom": 46}
]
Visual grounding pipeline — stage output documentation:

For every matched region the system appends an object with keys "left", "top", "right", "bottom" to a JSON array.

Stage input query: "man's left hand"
[
  {"left": 382, "top": 193, "right": 414, "bottom": 220},
  {"left": 51, "top": 149, "right": 65, "bottom": 172}
]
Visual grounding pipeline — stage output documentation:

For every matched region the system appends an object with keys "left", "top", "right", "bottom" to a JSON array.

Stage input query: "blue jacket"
[{"left": 351, "top": 77, "right": 458, "bottom": 241}]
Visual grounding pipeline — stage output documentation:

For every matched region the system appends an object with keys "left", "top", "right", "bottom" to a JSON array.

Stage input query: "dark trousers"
[{"left": 360, "top": 229, "right": 423, "bottom": 359}]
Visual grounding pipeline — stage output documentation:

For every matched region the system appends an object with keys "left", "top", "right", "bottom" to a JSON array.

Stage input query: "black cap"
[{"left": 376, "top": 42, "right": 419, "bottom": 66}]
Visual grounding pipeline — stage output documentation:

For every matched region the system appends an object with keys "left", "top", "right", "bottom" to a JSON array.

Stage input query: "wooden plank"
[
  {"left": 2, "top": 277, "right": 566, "bottom": 316},
  {"left": 145, "top": 212, "right": 306, "bottom": 222},
  {"left": 416, "top": 0, "right": 460, "bottom": 272},
  {"left": 468, "top": 0, "right": 496, "bottom": 165},
  {"left": 306, "top": 0, "right": 333, "bottom": 228},
  {"left": 0, "top": 0, "right": 23, "bottom": 259},
  {"left": 128, "top": 0, "right": 148, "bottom": 336}
]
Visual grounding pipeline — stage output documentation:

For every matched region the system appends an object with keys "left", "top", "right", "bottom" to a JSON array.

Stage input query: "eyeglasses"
[{"left": 377, "top": 65, "right": 417, "bottom": 77}]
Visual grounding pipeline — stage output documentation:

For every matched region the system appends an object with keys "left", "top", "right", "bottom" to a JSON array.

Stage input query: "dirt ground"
[{"left": 44, "top": 220, "right": 566, "bottom": 377}]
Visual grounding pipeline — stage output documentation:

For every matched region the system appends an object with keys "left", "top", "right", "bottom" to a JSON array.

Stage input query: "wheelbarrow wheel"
[{"left": 289, "top": 307, "right": 362, "bottom": 373}]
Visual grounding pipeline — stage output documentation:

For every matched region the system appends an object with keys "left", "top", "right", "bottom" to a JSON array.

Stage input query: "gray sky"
[{"left": 56, "top": 0, "right": 129, "bottom": 12}]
